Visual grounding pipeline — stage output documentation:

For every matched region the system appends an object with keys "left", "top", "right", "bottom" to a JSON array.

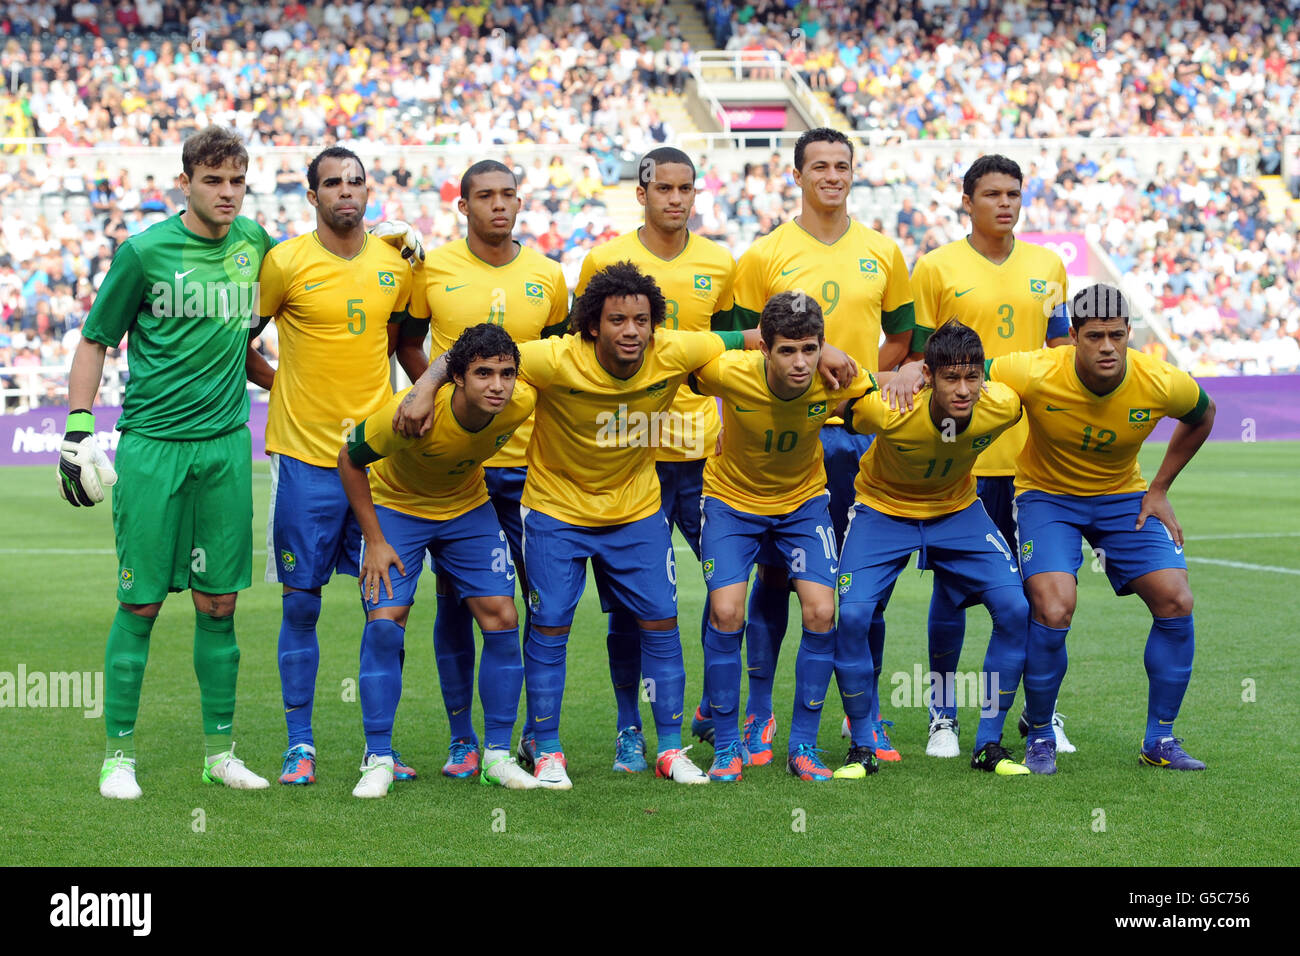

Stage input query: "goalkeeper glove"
[
  {"left": 372, "top": 220, "right": 426, "bottom": 266},
  {"left": 57, "top": 410, "right": 117, "bottom": 507}
]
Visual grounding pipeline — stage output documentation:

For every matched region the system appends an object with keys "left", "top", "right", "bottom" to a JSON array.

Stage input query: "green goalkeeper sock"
[
  {"left": 104, "top": 607, "right": 155, "bottom": 759},
  {"left": 194, "top": 611, "right": 240, "bottom": 757}
]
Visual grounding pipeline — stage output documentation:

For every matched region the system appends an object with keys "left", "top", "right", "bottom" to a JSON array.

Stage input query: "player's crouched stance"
[
  {"left": 338, "top": 325, "right": 542, "bottom": 796},
  {"left": 690, "top": 292, "right": 873, "bottom": 782},
  {"left": 834, "top": 322, "right": 1039, "bottom": 778}
]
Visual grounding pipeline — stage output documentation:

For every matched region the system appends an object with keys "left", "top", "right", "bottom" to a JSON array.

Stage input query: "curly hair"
[{"left": 568, "top": 261, "right": 667, "bottom": 340}]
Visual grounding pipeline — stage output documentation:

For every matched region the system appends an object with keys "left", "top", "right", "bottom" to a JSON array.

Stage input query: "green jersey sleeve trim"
[
  {"left": 345, "top": 420, "right": 382, "bottom": 467},
  {"left": 881, "top": 301, "right": 916, "bottom": 336},
  {"left": 399, "top": 315, "right": 430, "bottom": 342},
  {"left": 714, "top": 330, "right": 744, "bottom": 350},
  {"left": 1178, "top": 385, "right": 1211, "bottom": 425},
  {"left": 541, "top": 317, "right": 570, "bottom": 338},
  {"left": 911, "top": 324, "right": 934, "bottom": 354},
  {"left": 387, "top": 308, "right": 409, "bottom": 326},
  {"left": 730, "top": 304, "right": 760, "bottom": 331},
  {"left": 687, "top": 372, "right": 702, "bottom": 395},
  {"left": 984, "top": 358, "right": 994, "bottom": 377},
  {"left": 709, "top": 308, "right": 735, "bottom": 332}
]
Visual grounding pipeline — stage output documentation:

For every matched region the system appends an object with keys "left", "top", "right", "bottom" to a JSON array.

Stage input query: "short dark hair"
[
  {"left": 446, "top": 323, "right": 520, "bottom": 381},
  {"left": 924, "top": 320, "right": 985, "bottom": 373},
  {"left": 793, "top": 127, "right": 853, "bottom": 172},
  {"left": 460, "top": 159, "right": 516, "bottom": 200},
  {"left": 569, "top": 261, "right": 666, "bottom": 340},
  {"left": 759, "top": 291, "right": 824, "bottom": 348},
  {"left": 638, "top": 147, "right": 695, "bottom": 188},
  {"left": 962, "top": 154, "right": 1022, "bottom": 196},
  {"left": 181, "top": 126, "right": 248, "bottom": 178},
  {"left": 306, "top": 147, "right": 365, "bottom": 192},
  {"left": 1070, "top": 283, "right": 1130, "bottom": 330}
]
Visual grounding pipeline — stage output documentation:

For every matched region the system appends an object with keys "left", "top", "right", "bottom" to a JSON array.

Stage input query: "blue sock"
[
  {"left": 519, "top": 607, "right": 535, "bottom": 738},
  {"left": 278, "top": 590, "right": 321, "bottom": 747},
  {"left": 702, "top": 620, "right": 743, "bottom": 748},
  {"left": 479, "top": 627, "right": 523, "bottom": 752},
  {"left": 696, "top": 598, "right": 712, "bottom": 719},
  {"left": 974, "top": 586, "right": 1029, "bottom": 751},
  {"left": 640, "top": 626, "right": 685, "bottom": 752},
  {"left": 927, "top": 585, "right": 965, "bottom": 720},
  {"left": 523, "top": 624, "right": 568, "bottom": 753},
  {"left": 359, "top": 618, "right": 405, "bottom": 758},
  {"left": 868, "top": 609, "right": 886, "bottom": 723},
  {"left": 834, "top": 602, "right": 877, "bottom": 748},
  {"left": 606, "top": 609, "right": 642, "bottom": 730},
  {"left": 1024, "top": 618, "right": 1069, "bottom": 743},
  {"left": 790, "top": 627, "right": 836, "bottom": 751},
  {"left": 1143, "top": 614, "right": 1195, "bottom": 747},
  {"left": 433, "top": 593, "right": 478, "bottom": 746},
  {"left": 744, "top": 574, "right": 789, "bottom": 720}
]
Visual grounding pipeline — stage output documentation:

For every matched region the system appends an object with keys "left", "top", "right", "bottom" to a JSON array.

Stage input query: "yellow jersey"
[
  {"left": 847, "top": 382, "right": 1023, "bottom": 519},
  {"left": 989, "top": 348, "right": 1209, "bottom": 496},
  {"left": 421, "top": 239, "right": 569, "bottom": 468},
  {"left": 732, "top": 219, "right": 915, "bottom": 375},
  {"left": 689, "top": 351, "right": 873, "bottom": 515},
  {"left": 347, "top": 381, "right": 537, "bottom": 522},
  {"left": 576, "top": 230, "right": 735, "bottom": 463},
  {"left": 911, "top": 237, "right": 1070, "bottom": 476},
  {"left": 259, "top": 233, "right": 413, "bottom": 467},
  {"left": 519, "top": 330, "right": 734, "bottom": 526}
]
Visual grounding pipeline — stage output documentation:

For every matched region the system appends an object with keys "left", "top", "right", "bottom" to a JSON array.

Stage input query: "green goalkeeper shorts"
[{"left": 111, "top": 427, "right": 253, "bottom": 604}]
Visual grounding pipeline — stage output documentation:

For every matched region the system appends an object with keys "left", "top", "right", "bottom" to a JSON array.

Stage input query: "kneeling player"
[
  {"left": 833, "top": 321, "right": 1038, "bottom": 777},
  {"left": 691, "top": 292, "right": 872, "bottom": 781},
  {"left": 338, "top": 325, "right": 541, "bottom": 796}
]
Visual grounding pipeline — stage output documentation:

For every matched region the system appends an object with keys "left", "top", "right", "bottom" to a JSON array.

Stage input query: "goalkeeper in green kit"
[{"left": 60, "top": 127, "right": 277, "bottom": 798}]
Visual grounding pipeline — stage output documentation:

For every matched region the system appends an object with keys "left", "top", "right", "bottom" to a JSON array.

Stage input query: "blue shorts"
[
  {"left": 821, "top": 425, "right": 873, "bottom": 548},
  {"left": 657, "top": 458, "right": 706, "bottom": 559},
  {"left": 700, "top": 494, "right": 838, "bottom": 590},
  {"left": 485, "top": 465, "right": 528, "bottom": 585},
  {"left": 976, "top": 475, "right": 1017, "bottom": 550},
  {"left": 839, "top": 501, "right": 1022, "bottom": 608},
  {"left": 1014, "top": 490, "right": 1187, "bottom": 595},
  {"left": 266, "top": 454, "right": 360, "bottom": 588},
  {"left": 522, "top": 508, "right": 678, "bottom": 627},
  {"left": 365, "top": 502, "right": 516, "bottom": 610}
]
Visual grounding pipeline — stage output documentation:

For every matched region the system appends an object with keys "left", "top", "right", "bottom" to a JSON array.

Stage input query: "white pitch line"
[{"left": 1187, "top": 557, "right": 1300, "bottom": 576}]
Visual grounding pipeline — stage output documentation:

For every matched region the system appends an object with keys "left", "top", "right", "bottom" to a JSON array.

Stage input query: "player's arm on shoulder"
[
  {"left": 831, "top": 369, "right": 878, "bottom": 418},
  {"left": 881, "top": 357, "right": 924, "bottom": 411},
  {"left": 393, "top": 350, "right": 452, "bottom": 437},
  {"left": 371, "top": 219, "right": 425, "bottom": 266},
  {"left": 1138, "top": 379, "right": 1216, "bottom": 546},
  {"left": 840, "top": 384, "right": 884, "bottom": 437}
]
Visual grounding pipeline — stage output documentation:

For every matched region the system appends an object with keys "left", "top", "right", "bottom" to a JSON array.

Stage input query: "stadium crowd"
[{"left": 3, "top": 0, "right": 1300, "bottom": 412}]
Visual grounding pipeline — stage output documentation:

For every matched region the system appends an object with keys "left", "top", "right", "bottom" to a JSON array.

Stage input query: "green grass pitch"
[{"left": 1, "top": 442, "right": 1296, "bottom": 866}]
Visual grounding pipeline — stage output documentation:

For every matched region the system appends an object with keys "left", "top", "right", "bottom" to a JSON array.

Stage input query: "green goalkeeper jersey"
[{"left": 82, "top": 215, "right": 276, "bottom": 440}]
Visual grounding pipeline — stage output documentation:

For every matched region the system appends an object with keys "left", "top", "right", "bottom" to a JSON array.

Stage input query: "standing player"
[
  {"left": 337, "top": 325, "right": 541, "bottom": 795},
  {"left": 247, "top": 147, "right": 425, "bottom": 787},
  {"left": 909, "top": 154, "right": 1073, "bottom": 758},
  {"left": 725, "top": 127, "right": 915, "bottom": 763},
  {"left": 985, "top": 285, "right": 1214, "bottom": 774},
  {"left": 832, "top": 321, "right": 1037, "bottom": 779},
  {"left": 411, "top": 160, "right": 568, "bottom": 781},
  {"left": 574, "top": 146, "right": 735, "bottom": 773},
  {"left": 61, "top": 126, "right": 274, "bottom": 798},
  {"left": 689, "top": 292, "right": 872, "bottom": 782}
]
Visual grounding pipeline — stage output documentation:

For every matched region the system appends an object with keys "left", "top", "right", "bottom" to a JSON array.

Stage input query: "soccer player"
[
  {"left": 412, "top": 160, "right": 567, "bottom": 781},
  {"left": 392, "top": 262, "right": 855, "bottom": 788},
  {"left": 61, "top": 126, "right": 274, "bottom": 798},
  {"left": 833, "top": 321, "right": 1036, "bottom": 779},
  {"left": 246, "top": 147, "right": 425, "bottom": 787},
  {"left": 984, "top": 285, "right": 1215, "bottom": 774},
  {"left": 688, "top": 291, "right": 872, "bottom": 782},
  {"left": 337, "top": 324, "right": 541, "bottom": 795},
  {"left": 909, "top": 154, "right": 1073, "bottom": 758},
  {"left": 574, "top": 146, "right": 735, "bottom": 772},
  {"left": 727, "top": 127, "right": 915, "bottom": 763}
]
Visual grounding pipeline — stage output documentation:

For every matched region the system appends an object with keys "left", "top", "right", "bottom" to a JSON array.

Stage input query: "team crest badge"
[
  {"left": 702, "top": 558, "right": 715, "bottom": 581},
  {"left": 1029, "top": 278, "right": 1047, "bottom": 295},
  {"left": 837, "top": 572, "right": 852, "bottom": 594},
  {"left": 808, "top": 401, "right": 827, "bottom": 418},
  {"left": 525, "top": 282, "right": 543, "bottom": 298},
  {"left": 281, "top": 549, "right": 297, "bottom": 573},
  {"left": 1129, "top": 408, "right": 1152, "bottom": 423},
  {"left": 230, "top": 250, "right": 254, "bottom": 277},
  {"left": 495, "top": 433, "right": 511, "bottom": 447},
  {"left": 377, "top": 271, "right": 396, "bottom": 289},
  {"left": 693, "top": 274, "right": 712, "bottom": 291},
  {"left": 120, "top": 568, "right": 134, "bottom": 591},
  {"left": 528, "top": 588, "right": 540, "bottom": 611},
  {"left": 647, "top": 380, "right": 668, "bottom": 393},
  {"left": 859, "top": 258, "right": 879, "bottom": 273},
  {"left": 972, "top": 434, "right": 992, "bottom": 450},
  {"left": 1021, "top": 541, "right": 1033, "bottom": 562}
]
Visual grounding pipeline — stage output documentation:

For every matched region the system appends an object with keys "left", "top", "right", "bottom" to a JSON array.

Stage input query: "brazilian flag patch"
[
  {"left": 859, "top": 258, "right": 879, "bottom": 273},
  {"left": 281, "top": 550, "right": 297, "bottom": 573},
  {"left": 837, "top": 572, "right": 852, "bottom": 594},
  {"left": 120, "top": 568, "right": 134, "bottom": 591},
  {"left": 1029, "top": 278, "right": 1047, "bottom": 294},
  {"left": 1021, "top": 541, "right": 1033, "bottom": 561},
  {"left": 693, "top": 274, "right": 712, "bottom": 291},
  {"left": 702, "top": 559, "right": 715, "bottom": 581},
  {"left": 971, "top": 434, "right": 992, "bottom": 450},
  {"left": 808, "top": 401, "right": 827, "bottom": 418},
  {"left": 377, "top": 271, "right": 396, "bottom": 288},
  {"left": 525, "top": 282, "right": 543, "bottom": 298},
  {"left": 1129, "top": 408, "right": 1152, "bottom": 423}
]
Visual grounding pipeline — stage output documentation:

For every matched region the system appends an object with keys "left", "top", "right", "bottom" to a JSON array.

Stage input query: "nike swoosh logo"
[
  {"left": 954, "top": 288, "right": 974, "bottom": 297},
  {"left": 780, "top": 266, "right": 800, "bottom": 276},
  {"left": 174, "top": 268, "right": 197, "bottom": 280},
  {"left": 304, "top": 281, "right": 326, "bottom": 291},
  {"left": 672, "top": 711, "right": 684, "bottom": 721},
  {"left": 568, "top": 388, "right": 582, "bottom": 394},
  {"left": 285, "top": 706, "right": 302, "bottom": 713},
  {"left": 451, "top": 706, "right": 468, "bottom": 716},
  {"left": 733, "top": 405, "right": 757, "bottom": 413},
  {"left": 894, "top": 445, "right": 917, "bottom": 453},
  {"left": 999, "top": 689, "right": 1016, "bottom": 695},
  {"left": 843, "top": 690, "right": 865, "bottom": 698},
  {"left": 117, "top": 729, "right": 132, "bottom": 737},
  {"left": 1045, "top": 405, "right": 1069, "bottom": 412},
  {"left": 216, "top": 722, "right": 232, "bottom": 730},
  {"left": 534, "top": 714, "right": 552, "bottom": 722},
  {"left": 807, "top": 699, "right": 824, "bottom": 707},
  {"left": 445, "top": 283, "right": 468, "bottom": 292}
]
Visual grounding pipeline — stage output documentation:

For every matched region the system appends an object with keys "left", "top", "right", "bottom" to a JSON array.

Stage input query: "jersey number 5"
[{"left": 347, "top": 299, "right": 366, "bottom": 335}]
